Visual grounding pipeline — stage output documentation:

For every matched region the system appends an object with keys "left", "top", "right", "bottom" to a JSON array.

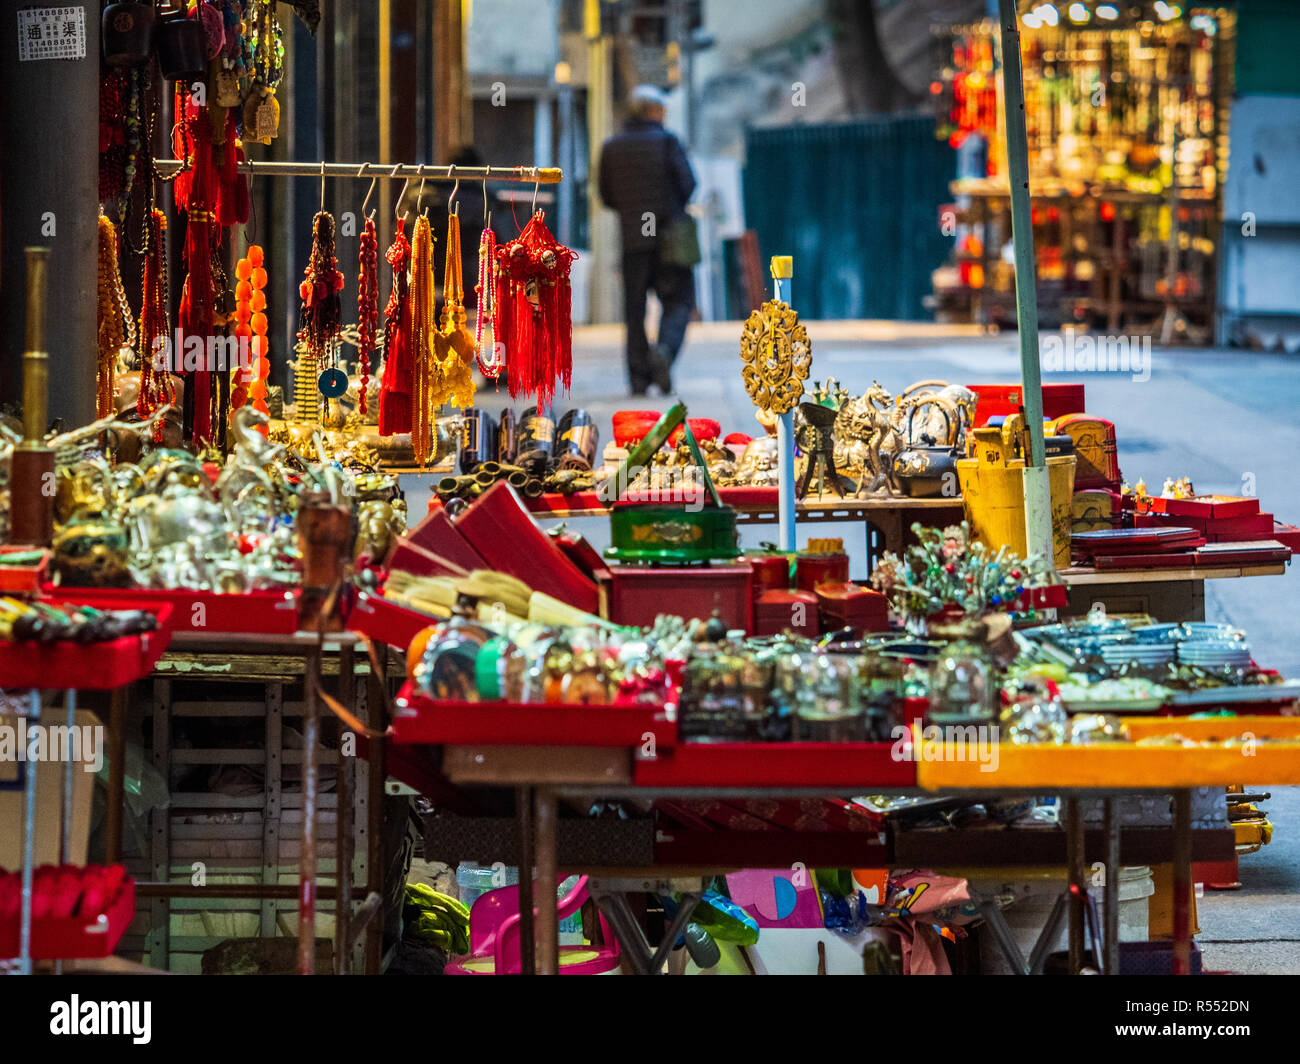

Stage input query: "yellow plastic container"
[{"left": 958, "top": 453, "right": 1076, "bottom": 569}]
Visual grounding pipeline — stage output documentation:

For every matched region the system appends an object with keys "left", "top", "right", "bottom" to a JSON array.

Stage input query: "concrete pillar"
[{"left": 0, "top": 8, "right": 100, "bottom": 425}]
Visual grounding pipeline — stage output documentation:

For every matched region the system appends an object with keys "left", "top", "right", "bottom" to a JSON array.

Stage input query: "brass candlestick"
[{"left": 8, "top": 247, "right": 55, "bottom": 546}]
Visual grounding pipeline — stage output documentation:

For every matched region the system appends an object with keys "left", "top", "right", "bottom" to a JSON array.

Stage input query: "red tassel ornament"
[
  {"left": 493, "top": 211, "right": 576, "bottom": 410},
  {"left": 378, "top": 219, "right": 413, "bottom": 436}
]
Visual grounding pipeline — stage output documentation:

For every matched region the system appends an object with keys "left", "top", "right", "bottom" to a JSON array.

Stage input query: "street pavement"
[{"left": 466, "top": 319, "right": 1300, "bottom": 974}]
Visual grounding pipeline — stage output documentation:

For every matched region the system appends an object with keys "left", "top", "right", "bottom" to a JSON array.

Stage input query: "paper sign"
[{"left": 17, "top": 6, "right": 86, "bottom": 62}]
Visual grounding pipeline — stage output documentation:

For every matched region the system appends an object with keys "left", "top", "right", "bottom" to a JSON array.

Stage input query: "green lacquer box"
[{"left": 600, "top": 403, "right": 740, "bottom": 564}]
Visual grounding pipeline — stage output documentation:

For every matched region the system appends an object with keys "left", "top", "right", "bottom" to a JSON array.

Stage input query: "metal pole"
[
  {"left": 1066, "top": 796, "right": 1086, "bottom": 973},
  {"left": 995, "top": 0, "right": 1053, "bottom": 564},
  {"left": 152, "top": 159, "right": 564, "bottom": 183},
  {"left": 0, "top": 10, "right": 99, "bottom": 424},
  {"left": 105, "top": 688, "right": 127, "bottom": 863},
  {"left": 298, "top": 644, "right": 322, "bottom": 975},
  {"left": 534, "top": 788, "right": 559, "bottom": 975},
  {"left": 335, "top": 644, "right": 354, "bottom": 975},
  {"left": 365, "top": 642, "right": 388, "bottom": 975},
  {"left": 61, "top": 690, "right": 76, "bottom": 866},
  {"left": 1104, "top": 797, "right": 1120, "bottom": 976},
  {"left": 586, "top": 0, "right": 618, "bottom": 323},
  {"left": 19, "top": 690, "right": 40, "bottom": 975},
  {"left": 557, "top": 82, "right": 576, "bottom": 248},
  {"left": 772, "top": 259, "right": 796, "bottom": 552},
  {"left": 517, "top": 785, "right": 536, "bottom": 976},
  {"left": 1173, "top": 789, "right": 1193, "bottom": 975}
]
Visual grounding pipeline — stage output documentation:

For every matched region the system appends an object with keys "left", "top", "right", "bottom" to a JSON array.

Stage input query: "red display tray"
[
  {"left": 43, "top": 586, "right": 300, "bottom": 635},
  {"left": 1135, "top": 495, "right": 1259, "bottom": 519},
  {"left": 1193, "top": 542, "right": 1292, "bottom": 567},
  {"left": 635, "top": 742, "right": 916, "bottom": 789},
  {"left": 1273, "top": 522, "right": 1300, "bottom": 554},
  {"left": 347, "top": 592, "right": 439, "bottom": 650},
  {"left": 391, "top": 686, "right": 676, "bottom": 749},
  {"left": 0, "top": 879, "right": 135, "bottom": 961},
  {"left": 1086, "top": 551, "right": 1199, "bottom": 570},
  {"left": 0, "top": 606, "right": 173, "bottom": 690}
]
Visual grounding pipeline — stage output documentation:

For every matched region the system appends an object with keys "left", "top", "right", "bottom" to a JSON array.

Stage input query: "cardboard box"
[{"left": 0, "top": 709, "right": 100, "bottom": 870}]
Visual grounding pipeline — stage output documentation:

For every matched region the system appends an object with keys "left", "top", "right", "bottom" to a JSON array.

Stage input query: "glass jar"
[
  {"left": 927, "top": 635, "right": 997, "bottom": 727},
  {"left": 790, "top": 652, "right": 864, "bottom": 742}
]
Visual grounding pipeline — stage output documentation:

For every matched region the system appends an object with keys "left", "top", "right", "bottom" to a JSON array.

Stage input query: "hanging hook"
[
  {"left": 393, "top": 163, "right": 410, "bottom": 221},
  {"left": 359, "top": 162, "right": 378, "bottom": 218},
  {"left": 531, "top": 176, "right": 540, "bottom": 216},
  {"left": 482, "top": 166, "right": 491, "bottom": 229},
  {"left": 320, "top": 160, "right": 326, "bottom": 213},
  {"left": 417, "top": 164, "right": 427, "bottom": 217},
  {"left": 447, "top": 165, "right": 460, "bottom": 215}
]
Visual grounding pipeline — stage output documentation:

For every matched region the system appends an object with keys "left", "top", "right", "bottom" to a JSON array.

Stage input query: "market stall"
[
  {"left": 1, "top": 0, "right": 1295, "bottom": 981},
  {"left": 930, "top": 7, "right": 1231, "bottom": 338}
]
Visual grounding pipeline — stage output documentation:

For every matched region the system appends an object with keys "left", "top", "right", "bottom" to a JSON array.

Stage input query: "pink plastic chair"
[{"left": 443, "top": 874, "right": 622, "bottom": 975}]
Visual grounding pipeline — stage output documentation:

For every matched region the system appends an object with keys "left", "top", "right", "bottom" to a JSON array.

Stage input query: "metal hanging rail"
[{"left": 152, "top": 159, "right": 562, "bottom": 183}]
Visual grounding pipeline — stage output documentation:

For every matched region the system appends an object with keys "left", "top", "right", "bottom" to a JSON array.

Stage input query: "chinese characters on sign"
[{"left": 16, "top": 6, "right": 86, "bottom": 62}]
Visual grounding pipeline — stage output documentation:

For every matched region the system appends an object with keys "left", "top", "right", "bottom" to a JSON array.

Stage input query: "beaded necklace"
[
  {"left": 409, "top": 215, "right": 439, "bottom": 466},
  {"left": 138, "top": 209, "right": 175, "bottom": 440},
  {"left": 356, "top": 214, "right": 380, "bottom": 417},
  {"left": 474, "top": 225, "right": 503, "bottom": 378},
  {"left": 96, "top": 213, "right": 135, "bottom": 418}
]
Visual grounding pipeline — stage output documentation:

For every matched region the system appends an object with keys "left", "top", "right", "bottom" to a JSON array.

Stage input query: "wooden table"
[
  {"left": 1060, "top": 554, "right": 1289, "bottom": 622},
  {"left": 421, "top": 735, "right": 1300, "bottom": 976},
  {"left": 526, "top": 494, "right": 964, "bottom": 570}
]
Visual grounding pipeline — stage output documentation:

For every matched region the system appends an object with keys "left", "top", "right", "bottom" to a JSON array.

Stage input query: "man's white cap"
[{"left": 630, "top": 84, "right": 669, "bottom": 109}]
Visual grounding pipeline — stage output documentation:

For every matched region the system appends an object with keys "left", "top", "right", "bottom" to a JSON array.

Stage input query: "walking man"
[{"left": 598, "top": 85, "right": 697, "bottom": 396}]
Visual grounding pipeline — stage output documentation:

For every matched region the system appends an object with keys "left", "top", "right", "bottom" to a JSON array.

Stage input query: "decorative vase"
[
  {"left": 155, "top": 11, "right": 206, "bottom": 81},
  {"left": 102, "top": 2, "right": 155, "bottom": 66}
]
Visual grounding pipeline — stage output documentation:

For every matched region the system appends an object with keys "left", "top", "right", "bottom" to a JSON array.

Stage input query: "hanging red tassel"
[
  {"left": 178, "top": 115, "right": 218, "bottom": 444},
  {"left": 215, "top": 116, "right": 249, "bottom": 228},
  {"left": 493, "top": 211, "right": 576, "bottom": 410},
  {"left": 378, "top": 219, "right": 413, "bottom": 436}
]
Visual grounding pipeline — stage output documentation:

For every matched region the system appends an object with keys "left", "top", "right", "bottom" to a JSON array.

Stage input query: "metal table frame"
[{"left": 437, "top": 748, "right": 1207, "bottom": 976}]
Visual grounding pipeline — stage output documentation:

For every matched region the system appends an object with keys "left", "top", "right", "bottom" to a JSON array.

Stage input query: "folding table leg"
[
  {"left": 18, "top": 689, "right": 40, "bottom": 976},
  {"left": 1066, "top": 797, "right": 1086, "bottom": 972},
  {"left": 1173, "top": 789, "right": 1193, "bottom": 975},
  {"left": 335, "top": 645, "right": 354, "bottom": 975},
  {"left": 1104, "top": 797, "right": 1120, "bottom": 976},
  {"left": 517, "top": 786, "right": 535, "bottom": 976},
  {"left": 61, "top": 690, "right": 75, "bottom": 866},
  {"left": 1028, "top": 893, "right": 1067, "bottom": 975},
  {"left": 977, "top": 898, "right": 1029, "bottom": 975},
  {"left": 590, "top": 892, "right": 655, "bottom": 976},
  {"left": 647, "top": 893, "right": 704, "bottom": 975},
  {"left": 105, "top": 687, "right": 126, "bottom": 864},
  {"left": 298, "top": 644, "right": 322, "bottom": 976},
  {"left": 534, "top": 788, "right": 559, "bottom": 974}
]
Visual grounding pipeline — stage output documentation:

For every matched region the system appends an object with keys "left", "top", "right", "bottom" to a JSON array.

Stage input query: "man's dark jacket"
[{"left": 597, "top": 117, "right": 696, "bottom": 253}]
